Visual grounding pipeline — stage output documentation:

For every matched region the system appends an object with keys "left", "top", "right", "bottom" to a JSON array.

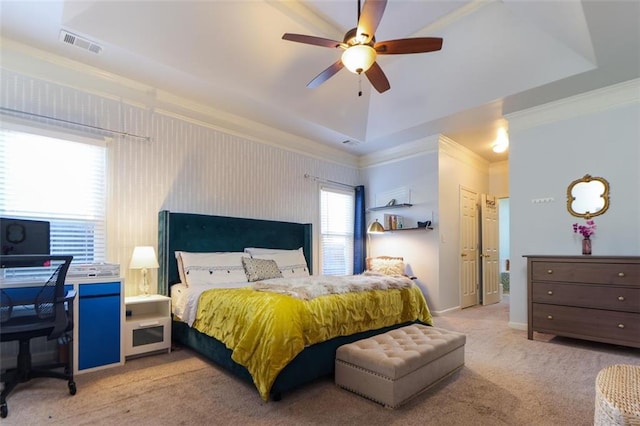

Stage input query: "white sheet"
[{"left": 170, "top": 281, "right": 248, "bottom": 326}]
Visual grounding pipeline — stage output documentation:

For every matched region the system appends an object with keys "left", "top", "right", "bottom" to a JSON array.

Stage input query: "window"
[
  {"left": 320, "top": 186, "right": 354, "bottom": 275},
  {"left": 0, "top": 128, "right": 106, "bottom": 278}
]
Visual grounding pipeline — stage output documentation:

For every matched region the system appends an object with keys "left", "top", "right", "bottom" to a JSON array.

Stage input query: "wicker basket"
[{"left": 594, "top": 364, "right": 640, "bottom": 426}]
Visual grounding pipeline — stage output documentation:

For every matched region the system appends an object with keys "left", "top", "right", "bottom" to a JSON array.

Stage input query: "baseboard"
[
  {"left": 508, "top": 321, "right": 527, "bottom": 331},
  {"left": 431, "top": 306, "right": 461, "bottom": 316}
]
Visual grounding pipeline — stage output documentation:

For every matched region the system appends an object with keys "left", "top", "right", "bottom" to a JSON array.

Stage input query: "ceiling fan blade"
[
  {"left": 365, "top": 62, "right": 390, "bottom": 93},
  {"left": 307, "top": 60, "right": 345, "bottom": 88},
  {"left": 282, "top": 33, "right": 344, "bottom": 49},
  {"left": 357, "top": 0, "right": 387, "bottom": 44},
  {"left": 375, "top": 37, "right": 443, "bottom": 54}
]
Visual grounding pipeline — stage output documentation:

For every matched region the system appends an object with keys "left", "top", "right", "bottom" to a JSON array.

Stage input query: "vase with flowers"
[{"left": 573, "top": 220, "right": 596, "bottom": 255}]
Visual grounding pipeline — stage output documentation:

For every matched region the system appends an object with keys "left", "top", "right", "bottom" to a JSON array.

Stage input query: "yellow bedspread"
[{"left": 192, "top": 283, "right": 432, "bottom": 400}]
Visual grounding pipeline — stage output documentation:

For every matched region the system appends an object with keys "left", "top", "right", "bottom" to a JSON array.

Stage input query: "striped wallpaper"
[{"left": 1, "top": 69, "right": 359, "bottom": 296}]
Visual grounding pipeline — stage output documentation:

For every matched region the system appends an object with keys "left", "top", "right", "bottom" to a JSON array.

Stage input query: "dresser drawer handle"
[
  {"left": 618, "top": 324, "right": 625, "bottom": 329},
  {"left": 547, "top": 315, "right": 553, "bottom": 320},
  {"left": 547, "top": 290, "right": 553, "bottom": 296},
  {"left": 618, "top": 296, "right": 625, "bottom": 301},
  {"left": 618, "top": 272, "right": 625, "bottom": 277},
  {"left": 547, "top": 269, "right": 553, "bottom": 274}
]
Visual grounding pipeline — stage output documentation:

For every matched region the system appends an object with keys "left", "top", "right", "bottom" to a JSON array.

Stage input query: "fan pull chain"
[{"left": 358, "top": 74, "right": 363, "bottom": 97}]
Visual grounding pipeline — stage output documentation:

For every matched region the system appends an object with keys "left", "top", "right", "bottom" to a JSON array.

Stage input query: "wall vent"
[{"left": 59, "top": 30, "right": 103, "bottom": 54}]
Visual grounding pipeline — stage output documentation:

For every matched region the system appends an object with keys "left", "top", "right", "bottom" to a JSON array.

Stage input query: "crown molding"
[
  {"left": 358, "top": 135, "right": 440, "bottom": 169},
  {"left": 506, "top": 78, "right": 640, "bottom": 132},
  {"left": 438, "top": 134, "right": 490, "bottom": 173},
  {"left": 0, "top": 38, "right": 359, "bottom": 168}
]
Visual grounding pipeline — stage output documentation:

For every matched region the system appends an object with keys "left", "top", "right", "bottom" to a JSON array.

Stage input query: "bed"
[{"left": 157, "top": 210, "right": 432, "bottom": 401}]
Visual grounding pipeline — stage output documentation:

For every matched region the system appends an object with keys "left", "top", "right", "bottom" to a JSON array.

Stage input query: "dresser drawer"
[
  {"left": 531, "top": 262, "right": 640, "bottom": 285},
  {"left": 532, "top": 303, "right": 640, "bottom": 347},
  {"left": 531, "top": 282, "right": 640, "bottom": 312}
]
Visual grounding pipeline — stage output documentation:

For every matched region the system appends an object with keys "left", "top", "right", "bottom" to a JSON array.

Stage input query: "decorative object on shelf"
[
  {"left": 417, "top": 221, "right": 431, "bottom": 228},
  {"left": 129, "top": 246, "right": 159, "bottom": 296},
  {"left": 573, "top": 220, "right": 596, "bottom": 256},
  {"left": 384, "top": 214, "right": 404, "bottom": 230},
  {"left": 385, "top": 199, "right": 397, "bottom": 207},
  {"left": 367, "top": 220, "right": 385, "bottom": 234}
]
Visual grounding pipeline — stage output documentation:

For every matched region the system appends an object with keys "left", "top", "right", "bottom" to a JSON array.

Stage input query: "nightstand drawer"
[
  {"left": 124, "top": 295, "right": 172, "bottom": 358},
  {"left": 125, "top": 316, "right": 171, "bottom": 357}
]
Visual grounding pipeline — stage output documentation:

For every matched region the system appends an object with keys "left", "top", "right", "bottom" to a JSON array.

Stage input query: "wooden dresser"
[{"left": 525, "top": 255, "right": 640, "bottom": 348}]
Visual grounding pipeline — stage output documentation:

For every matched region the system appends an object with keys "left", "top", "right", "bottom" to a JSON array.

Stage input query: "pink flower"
[{"left": 573, "top": 220, "right": 596, "bottom": 238}]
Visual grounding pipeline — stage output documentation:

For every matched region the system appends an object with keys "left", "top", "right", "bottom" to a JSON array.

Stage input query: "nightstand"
[{"left": 124, "top": 295, "right": 171, "bottom": 358}]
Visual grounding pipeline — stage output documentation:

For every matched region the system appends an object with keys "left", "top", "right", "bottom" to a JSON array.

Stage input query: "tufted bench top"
[{"left": 336, "top": 324, "right": 466, "bottom": 380}]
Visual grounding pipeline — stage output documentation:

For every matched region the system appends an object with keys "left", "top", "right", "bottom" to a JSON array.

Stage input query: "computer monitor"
[{"left": 1, "top": 217, "right": 51, "bottom": 256}]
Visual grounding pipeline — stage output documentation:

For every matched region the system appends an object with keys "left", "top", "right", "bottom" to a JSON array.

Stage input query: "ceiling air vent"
[
  {"left": 59, "top": 30, "right": 103, "bottom": 54},
  {"left": 342, "top": 140, "right": 361, "bottom": 146}
]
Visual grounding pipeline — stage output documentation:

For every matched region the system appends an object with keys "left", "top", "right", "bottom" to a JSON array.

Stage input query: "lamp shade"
[
  {"left": 367, "top": 219, "right": 385, "bottom": 234},
  {"left": 129, "top": 246, "right": 159, "bottom": 269},
  {"left": 341, "top": 45, "right": 377, "bottom": 74}
]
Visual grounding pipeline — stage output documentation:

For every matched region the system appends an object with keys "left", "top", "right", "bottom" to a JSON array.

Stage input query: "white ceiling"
[{"left": 1, "top": 0, "right": 639, "bottom": 162}]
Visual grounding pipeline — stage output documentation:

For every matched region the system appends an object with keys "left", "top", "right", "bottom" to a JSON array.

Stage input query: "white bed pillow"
[
  {"left": 176, "top": 251, "right": 187, "bottom": 285},
  {"left": 178, "top": 251, "right": 248, "bottom": 287},
  {"left": 252, "top": 249, "right": 309, "bottom": 278},
  {"left": 244, "top": 247, "right": 303, "bottom": 255}
]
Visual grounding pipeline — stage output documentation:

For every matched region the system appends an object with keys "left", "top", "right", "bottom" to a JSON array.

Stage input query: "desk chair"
[{"left": 0, "top": 255, "right": 76, "bottom": 419}]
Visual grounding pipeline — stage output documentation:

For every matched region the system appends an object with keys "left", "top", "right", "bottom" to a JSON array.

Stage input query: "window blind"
[
  {"left": 0, "top": 128, "right": 106, "bottom": 279},
  {"left": 320, "top": 186, "right": 354, "bottom": 275}
]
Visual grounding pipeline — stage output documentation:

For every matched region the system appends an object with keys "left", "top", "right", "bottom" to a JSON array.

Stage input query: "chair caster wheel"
[
  {"left": 1, "top": 403, "right": 7, "bottom": 418},
  {"left": 68, "top": 381, "right": 77, "bottom": 395}
]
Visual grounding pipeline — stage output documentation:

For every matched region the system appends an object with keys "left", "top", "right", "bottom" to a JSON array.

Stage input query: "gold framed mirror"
[{"left": 566, "top": 174, "right": 610, "bottom": 219}]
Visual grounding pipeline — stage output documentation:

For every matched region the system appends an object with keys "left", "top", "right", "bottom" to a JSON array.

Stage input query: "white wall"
[
  {"left": 360, "top": 143, "right": 440, "bottom": 308},
  {"left": 507, "top": 79, "right": 640, "bottom": 328},
  {"left": 489, "top": 161, "right": 509, "bottom": 197},
  {"left": 360, "top": 135, "right": 498, "bottom": 313},
  {"left": 438, "top": 137, "right": 490, "bottom": 311}
]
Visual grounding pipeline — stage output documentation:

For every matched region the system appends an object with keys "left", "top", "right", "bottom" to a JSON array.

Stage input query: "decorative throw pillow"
[
  {"left": 241, "top": 257, "right": 283, "bottom": 282},
  {"left": 368, "top": 257, "right": 405, "bottom": 276}
]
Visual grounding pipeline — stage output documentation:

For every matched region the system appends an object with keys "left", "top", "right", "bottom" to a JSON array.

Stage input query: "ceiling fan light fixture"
[{"left": 341, "top": 45, "right": 376, "bottom": 74}]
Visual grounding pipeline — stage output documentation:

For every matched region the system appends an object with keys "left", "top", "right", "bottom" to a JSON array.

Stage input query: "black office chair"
[{"left": 0, "top": 255, "right": 76, "bottom": 418}]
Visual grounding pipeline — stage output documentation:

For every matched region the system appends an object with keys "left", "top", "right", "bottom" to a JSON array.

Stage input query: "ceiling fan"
[{"left": 282, "top": 0, "right": 443, "bottom": 94}]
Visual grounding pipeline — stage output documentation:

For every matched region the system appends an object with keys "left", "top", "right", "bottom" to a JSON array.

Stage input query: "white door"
[
  {"left": 481, "top": 194, "right": 501, "bottom": 305},
  {"left": 460, "top": 187, "right": 479, "bottom": 308}
]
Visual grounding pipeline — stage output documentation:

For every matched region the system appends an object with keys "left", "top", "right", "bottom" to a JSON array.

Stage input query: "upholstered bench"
[{"left": 335, "top": 324, "right": 466, "bottom": 408}]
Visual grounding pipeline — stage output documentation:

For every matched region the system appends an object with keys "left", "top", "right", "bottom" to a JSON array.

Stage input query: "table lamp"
[{"left": 129, "top": 246, "right": 159, "bottom": 296}]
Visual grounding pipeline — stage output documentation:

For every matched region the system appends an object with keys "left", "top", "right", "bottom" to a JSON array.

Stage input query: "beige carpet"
[{"left": 3, "top": 296, "right": 638, "bottom": 425}]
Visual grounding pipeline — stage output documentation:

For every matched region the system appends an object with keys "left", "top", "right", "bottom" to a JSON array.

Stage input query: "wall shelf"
[
  {"left": 368, "top": 203, "right": 412, "bottom": 211},
  {"left": 383, "top": 226, "right": 433, "bottom": 232}
]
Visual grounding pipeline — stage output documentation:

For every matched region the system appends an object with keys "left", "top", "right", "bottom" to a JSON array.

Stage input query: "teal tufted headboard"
[{"left": 157, "top": 211, "right": 312, "bottom": 295}]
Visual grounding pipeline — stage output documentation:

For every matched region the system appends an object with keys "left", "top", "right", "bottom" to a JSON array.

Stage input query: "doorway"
[
  {"left": 498, "top": 198, "right": 510, "bottom": 295},
  {"left": 459, "top": 189, "right": 506, "bottom": 308}
]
